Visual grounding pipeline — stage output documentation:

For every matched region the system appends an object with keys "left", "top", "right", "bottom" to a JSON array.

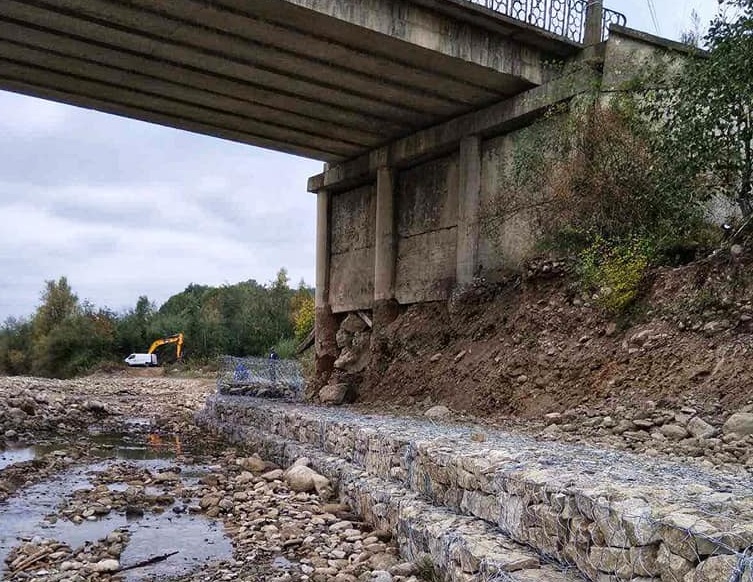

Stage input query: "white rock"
[
  {"left": 284, "top": 464, "right": 330, "bottom": 494},
  {"left": 92, "top": 559, "right": 120, "bottom": 572},
  {"left": 424, "top": 405, "right": 451, "bottom": 419}
]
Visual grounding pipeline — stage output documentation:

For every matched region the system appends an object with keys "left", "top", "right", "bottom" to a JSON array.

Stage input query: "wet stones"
[
  {"left": 4, "top": 531, "right": 130, "bottom": 580},
  {"left": 0, "top": 375, "right": 212, "bottom": 451},
  {"left": 57, "top": 465, "right": 182, "bottom": 523}
]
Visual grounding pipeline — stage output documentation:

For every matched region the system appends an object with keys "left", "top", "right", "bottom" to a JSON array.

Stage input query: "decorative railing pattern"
[
  {"left": 469, "top": 0, "right": 626, "bottom": 43},
  {"left": 601, "top": 6, "right": 627, "bottom": 41}
]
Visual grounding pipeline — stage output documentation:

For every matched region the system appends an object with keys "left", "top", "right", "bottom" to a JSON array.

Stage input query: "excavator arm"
[{"left": 147, "top": 333, "right": 184, "bottom": 359}]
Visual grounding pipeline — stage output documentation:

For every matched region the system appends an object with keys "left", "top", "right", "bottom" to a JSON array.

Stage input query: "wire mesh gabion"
[{"left": 216, "top": 355, "right": 305, "bottom": 401}]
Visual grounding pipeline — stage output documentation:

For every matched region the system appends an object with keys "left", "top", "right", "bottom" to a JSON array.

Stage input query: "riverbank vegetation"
[{"left": 0, "top": 270, "right": 314, "bottom": 378}]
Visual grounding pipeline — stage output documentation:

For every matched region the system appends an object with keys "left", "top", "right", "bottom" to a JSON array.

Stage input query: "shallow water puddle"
[
  {"left": 1, "top": 426, "right": 183, "bottom": 466},
  {"left": 0, "top": 445, "right": 35, "bottom": 470},
  {"left": 0, "top": 452, "right": 232, "bottom": 579}
]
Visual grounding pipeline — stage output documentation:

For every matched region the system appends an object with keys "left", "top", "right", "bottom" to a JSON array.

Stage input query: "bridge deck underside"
[{"left": 0, "top": 0, "right": 576, "bottom": 161}]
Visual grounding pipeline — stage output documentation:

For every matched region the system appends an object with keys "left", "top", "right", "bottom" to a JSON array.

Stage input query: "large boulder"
[
  {"left": 319, "top": 383, "right": 355, "bottom": 405},
  {"left": 722, "top": 413, "right": 753, "bottom": 438},
  {"left": 236, "top": 454, "right": 267, "bottom": 473},
  {"left": 425, "top": 405, "right": 451, "bottom": 419},
  {"left": 283, "top": 464, "right": 332, "bottom": 497},
  {"left": 341, "top": 313, "right": 368, "bottom": 334},
  {"left": 693, "top": 555, "right": 739, "bottom": 581},
  {"left": 687, "top": 417, "right": 716, "bottom": 439}
]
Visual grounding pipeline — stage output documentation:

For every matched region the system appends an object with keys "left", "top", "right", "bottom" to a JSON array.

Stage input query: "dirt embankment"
[{"left": 358, "top": 250, "right": 753, "bottom": 425}]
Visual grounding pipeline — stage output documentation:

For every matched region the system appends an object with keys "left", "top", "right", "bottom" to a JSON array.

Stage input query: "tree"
[
  {"left": 0, "top": 317, "right": 33, "bottom": 375},
  {"left": 33, "top": 277, "right": 78, "bottom": 337},
  {"left": 655, "top": 0, "right": 753, "bottom": 217},
  {"left": 291, "top": 281, "right": 315, "bottom": 343},
  {"left": 114, "top": 295, "right": 155, "bottom": 354},
  {"left": 680, "top": 10, "right": 704, "bottom": 47}
]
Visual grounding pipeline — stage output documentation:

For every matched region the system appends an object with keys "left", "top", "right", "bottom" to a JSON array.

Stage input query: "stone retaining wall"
[
  {"left": 200, "top": 396, "right": 753, "bottom": 581},
  {"left": 208, "top": 420, "right": 582, "bottom": 581}
]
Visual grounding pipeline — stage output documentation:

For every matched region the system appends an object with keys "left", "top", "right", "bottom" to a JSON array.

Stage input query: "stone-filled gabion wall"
[
  {"left": 200, "top": 396, "right": 753, "bottom": 581},
  {"left": 216, "top": 355, "right": 304, "bottom": 400}
]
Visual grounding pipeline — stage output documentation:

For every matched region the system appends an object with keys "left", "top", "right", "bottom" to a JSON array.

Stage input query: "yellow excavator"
[
  {"left": 148, "top": 332, "right": 184, "bottom": 360},
  {"left": 124, "top": 333, "right": 184, "bottom": 367}
]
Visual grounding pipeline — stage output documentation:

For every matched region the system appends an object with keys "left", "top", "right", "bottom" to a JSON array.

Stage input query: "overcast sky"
[{"left": 0, "top": 0, "right": 720, "bottom": 321}]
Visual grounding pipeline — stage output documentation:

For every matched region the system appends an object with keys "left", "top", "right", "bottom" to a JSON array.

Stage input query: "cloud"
[
  {"left": 0, "top": 91, "right": 71, "bottom": 136},
  {"left": 0, "top": 91, "right": 320, "bottom": 320}
]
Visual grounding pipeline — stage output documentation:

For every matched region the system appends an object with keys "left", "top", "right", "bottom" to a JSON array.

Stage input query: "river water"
[{"left": 0, "top": 425, "right": 233, "bottom": 580}]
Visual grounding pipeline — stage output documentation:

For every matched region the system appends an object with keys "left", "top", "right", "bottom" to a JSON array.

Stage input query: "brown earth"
[{"left": 358, "top": 248, "right": 753, "bottom": 426}]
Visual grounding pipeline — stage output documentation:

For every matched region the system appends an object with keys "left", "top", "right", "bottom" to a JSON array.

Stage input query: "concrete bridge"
[
  {"left": 2, "top": 0, "right": 673, "bottom": 383},
  {"left": 0, "top": 0, "right": 622, "bottom": 161}
]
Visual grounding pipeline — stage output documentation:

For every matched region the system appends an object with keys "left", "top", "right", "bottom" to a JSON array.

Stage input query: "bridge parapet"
[{"left": 470, "top": 0, "right": 626, "bottom": 43}]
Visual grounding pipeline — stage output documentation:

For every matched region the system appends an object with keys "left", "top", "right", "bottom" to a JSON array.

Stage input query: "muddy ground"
[{"left": 0, "top": 375, "right": 421, "bottom": 582}]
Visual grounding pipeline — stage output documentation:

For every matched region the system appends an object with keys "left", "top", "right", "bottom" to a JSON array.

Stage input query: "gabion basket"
[{"left": 217, "top": 355, "right": 304, "bottom": 400}]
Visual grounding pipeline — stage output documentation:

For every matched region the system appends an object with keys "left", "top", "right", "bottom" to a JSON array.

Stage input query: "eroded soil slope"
[{"left": 360, "top": 250, "right": 753, "bottom": 424}]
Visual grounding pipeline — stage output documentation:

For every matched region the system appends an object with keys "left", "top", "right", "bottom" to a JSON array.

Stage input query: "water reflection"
[{"left": 0, "top": 458, "right": 232, "bottom": 580}]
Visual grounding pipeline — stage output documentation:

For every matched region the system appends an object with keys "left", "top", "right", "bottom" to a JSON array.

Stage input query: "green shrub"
[
  {"left": 578, "top": 237, "right": 653, "bottom": 312},
  {"left": 273, "top": 337, "right": 298, "bottom": 360}
]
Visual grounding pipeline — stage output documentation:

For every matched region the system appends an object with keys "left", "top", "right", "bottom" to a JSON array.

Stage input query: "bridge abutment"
[{"left": 311, "top": 26, "right": 694, "bottom": 385}]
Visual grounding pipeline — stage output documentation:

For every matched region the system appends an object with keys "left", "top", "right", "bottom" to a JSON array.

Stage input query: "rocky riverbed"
[
  {"left": 6, "top": 373, "right": 750, "bottom": 582},
  {"left": 0, "top": 376, "right": 427, "bottom": 582}
]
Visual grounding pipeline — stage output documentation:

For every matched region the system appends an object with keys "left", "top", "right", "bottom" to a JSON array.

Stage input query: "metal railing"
[{"left": 469, "top": 0, "right": 626, "bottom": 43}]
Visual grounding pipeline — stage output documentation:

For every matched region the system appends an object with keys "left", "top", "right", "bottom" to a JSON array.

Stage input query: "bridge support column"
[
  {"left": 456, "top": 135, "right": 481, "bottom": 286},
  {"left": 373, "top": 165, "right": 399, "bottom": 328},
  {"left": 314, "top": 189, "right": 337, "bottom": 385}
]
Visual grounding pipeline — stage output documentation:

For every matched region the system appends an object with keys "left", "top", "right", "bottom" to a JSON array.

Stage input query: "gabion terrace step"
[{"left": 199, "top": 396, "right": 753, "bottom": 581}]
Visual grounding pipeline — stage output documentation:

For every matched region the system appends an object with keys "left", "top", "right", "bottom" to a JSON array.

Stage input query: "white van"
[{"left": 124, "top": 353, "right": 158, "bottom": 367}]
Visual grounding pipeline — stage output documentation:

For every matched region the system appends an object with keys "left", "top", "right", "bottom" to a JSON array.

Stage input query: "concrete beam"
[
  {"left": 410, "top": 0, "right": 581, "bottom": 55},
  {"left": 134, "top": 0, "right": 503, "bottom": 105},
  {"left": 252, "top": 0, "right": 548, "bottom": 86},
  {"left": 0, "top": 80, "right": 338, "bottom": 161},
  {"left": 374, "top": 167, "right": 397, "bottom": 302},
  {"left": 0, "top": 0, "right": 585, "bottom": 161},
  {"left": 308, "top": 66, "right": 599, "bottom": 190},
  {"left": 17, "top": 0, "right": 465, "bottom": 116},
  {"left": 0, "top": 59, "right": 362, "bottom": 159},
  {"left": 0, "top": 1, "right": 435, "bottom": 125},
  {"left": 0, "top": 20, "right": 406, "bottom": 137},
  {"left": 0, "top": 40, "right": 384, "bottom": 149},
  {"left": 456, "top": 135, "right": 481, "bottom": 285}
]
